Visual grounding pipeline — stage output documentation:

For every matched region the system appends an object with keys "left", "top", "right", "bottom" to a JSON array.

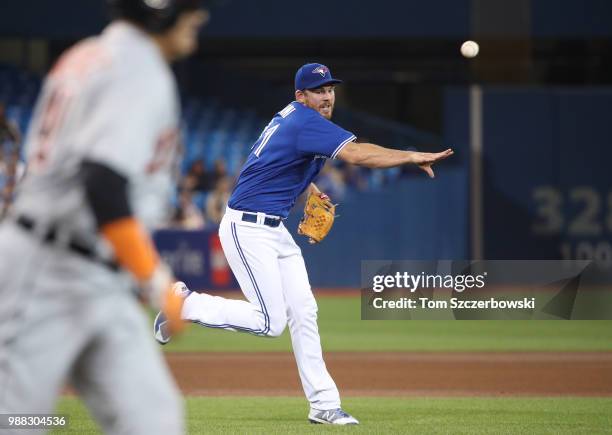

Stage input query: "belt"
[
  {"left": 15, "top": 215, "right": 120, "bottom": 272},
  {"left": 241, "top": 212, "right": 281, "bottom": 228}
]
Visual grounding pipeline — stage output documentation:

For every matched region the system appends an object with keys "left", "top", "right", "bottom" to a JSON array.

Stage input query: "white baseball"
[{"left": 461, "top": 40, "right": 479, "bottom": 58}]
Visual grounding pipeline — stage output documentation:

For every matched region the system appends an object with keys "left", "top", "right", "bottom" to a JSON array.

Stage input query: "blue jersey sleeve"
[{"left": 296, "top": 115, "right": 356, "bottom": 159}]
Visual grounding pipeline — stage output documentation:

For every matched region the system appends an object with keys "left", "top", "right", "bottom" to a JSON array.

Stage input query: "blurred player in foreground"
[
  {"left": 154, "top": 63, "right": 453, "bottom": 425},
  {"left": 0, "top": 1, "right": 208, "bottom": 433}
]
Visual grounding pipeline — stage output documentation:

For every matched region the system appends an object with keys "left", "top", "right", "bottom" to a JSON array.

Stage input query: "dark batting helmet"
[{"left": 108, "top": 0, "right": 206, "bottom": 33}]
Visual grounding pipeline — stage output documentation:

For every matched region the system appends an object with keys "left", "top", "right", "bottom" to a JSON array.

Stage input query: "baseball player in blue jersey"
[{"left": 155, "top": 63, "right": 453, "bottom": 425}]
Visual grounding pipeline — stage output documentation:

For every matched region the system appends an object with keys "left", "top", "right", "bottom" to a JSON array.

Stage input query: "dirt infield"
[{"left": 167, "top": 352, "right": 612, "bottom": 397}]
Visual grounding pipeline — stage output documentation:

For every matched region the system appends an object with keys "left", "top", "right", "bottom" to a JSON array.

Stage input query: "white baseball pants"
[{"left": 181, "top": 207, "right": 341, "bottom": 410}]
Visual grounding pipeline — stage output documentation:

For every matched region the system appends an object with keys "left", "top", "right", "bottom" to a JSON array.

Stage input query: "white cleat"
[
  {"left": 153, "top": 281, "right": 191, "bottom": 345},
  {"left": 153, "top": 311, "right": 171, "bottom": 345},
  {"left": 308, "top": 408, "right": 359, "bottom": 425}
]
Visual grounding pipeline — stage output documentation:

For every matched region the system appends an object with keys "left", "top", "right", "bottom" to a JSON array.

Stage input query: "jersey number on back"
[
  {"left": 253, "top": 123, "right": 279, "bottom": 157},
  {"left": 31, "top": 86, "right": 74, "bottom": 171},
  {"left": 252, "top": 104, "right": 296, "bottom": 157}
]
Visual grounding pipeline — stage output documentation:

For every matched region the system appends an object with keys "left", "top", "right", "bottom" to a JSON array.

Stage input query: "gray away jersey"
[{"left": 14, "top": 22, "right": 181, "bottom": 245}]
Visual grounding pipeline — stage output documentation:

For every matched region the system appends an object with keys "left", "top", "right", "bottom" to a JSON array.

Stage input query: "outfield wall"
[{"left": 445, "top": 87, "right": 612, "bottom": 262}]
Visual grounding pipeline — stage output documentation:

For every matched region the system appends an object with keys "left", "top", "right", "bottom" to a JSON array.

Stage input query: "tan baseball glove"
[{"left": 298, "top": 191, "right": 336, "bottom": 244}]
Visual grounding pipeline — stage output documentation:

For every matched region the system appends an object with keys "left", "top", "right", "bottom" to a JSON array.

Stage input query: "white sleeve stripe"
[
  {"left": 331, "top": 135, "right": 356, "bottom": 159},
  {"left": 279, "top": 104, "right": 296, "bottom": 118}
]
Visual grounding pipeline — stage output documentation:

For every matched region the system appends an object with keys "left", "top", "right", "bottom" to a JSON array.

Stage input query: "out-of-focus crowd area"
[
  {"left": 172, "top": 156, "right": 382, "bottom": 230},
  {"left": 0, "top": 64, "right": 417, "bottom": 230},
  {"left": 171, "top": 155, "right": 385, "bottom": 229}
]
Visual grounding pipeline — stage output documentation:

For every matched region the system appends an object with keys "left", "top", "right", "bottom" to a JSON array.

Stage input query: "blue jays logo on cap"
[
  {"left": 312, "top": 65, "right": 329, "bottom": 77},
  {"left": 295, "top": 62, "right": 343, "bottom": 91}
]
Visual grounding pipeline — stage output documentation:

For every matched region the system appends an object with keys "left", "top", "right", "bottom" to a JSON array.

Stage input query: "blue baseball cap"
[{"left": 295, "top": 63, "right": 343, "bottom": 91}]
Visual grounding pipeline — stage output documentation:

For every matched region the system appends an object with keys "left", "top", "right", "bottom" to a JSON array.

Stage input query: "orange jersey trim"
[{"left": 101, "top": 217, "right": 158, "bottom": 281}]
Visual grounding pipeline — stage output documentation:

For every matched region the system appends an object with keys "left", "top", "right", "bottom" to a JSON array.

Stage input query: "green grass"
[
  {"left": 161, "top": 297, "right": 612, "bottom": 352},
  {"left": 53, "top": 396, "right": 612, "bottom": 434}
]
